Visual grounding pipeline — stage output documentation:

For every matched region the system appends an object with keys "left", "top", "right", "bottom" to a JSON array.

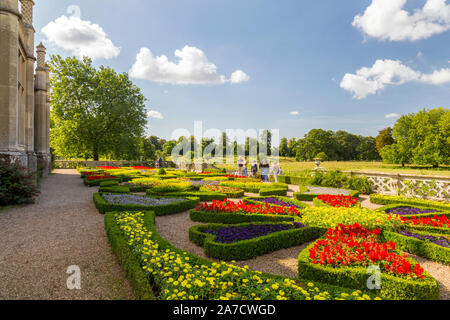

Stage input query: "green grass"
[{"left": 215, "top": 158, "right": 450, "bottom": 177}]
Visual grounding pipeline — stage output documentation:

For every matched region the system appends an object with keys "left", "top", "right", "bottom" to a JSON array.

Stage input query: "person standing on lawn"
[
  {"left": 251, "top": 161, "right": 258, "bottom": 178},
  {"left": 271, "top": 162, "right": 280, "bottom": 183},
  {"left": 242, "top": 157, "right": 249, "bottom": 177},
  {"left": 237, "top": 157, "right": 244, "bottom": 176}
]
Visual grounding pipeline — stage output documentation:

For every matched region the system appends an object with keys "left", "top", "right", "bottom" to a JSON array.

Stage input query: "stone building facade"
[{"left": 0, "top": 0, "right": 51, "bottom": 176}]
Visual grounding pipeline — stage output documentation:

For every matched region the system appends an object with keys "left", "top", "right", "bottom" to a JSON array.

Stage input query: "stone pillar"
[
  {"left": 34, "top": 43, "right": 51, "bottom": 176},
  {"left": 0, "top": 0, "right": 27, "bottom": 166},
  {"left": 20, "top": 0, "right": 37, "bottom": 171}
]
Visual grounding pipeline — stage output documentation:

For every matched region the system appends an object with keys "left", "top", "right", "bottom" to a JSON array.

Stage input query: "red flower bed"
[
  {"left": 132, "top": 166, "right": 155, "bottom": 170},
  {"left": 226, "top": 175, "right": 249, "bottom": 179},
  {"left": 199, "top": 172, "right": 213, "bottom": 175},
  {"left": 400, "top": 215, "right": 450, "bottom": 228},
  {"left": 196, "top": 199, "right": 301, "bottom": 216},
  {"left": 201, "top": 185, "right": 242, "bottom": 193},
  {"left": 317, "top": 194, "right": 359, "bottom": 208},
  {"left": 309, "top": 223, "right": 424, "bottom": 279},
  {"left": 87, "top": 175, "right": 117, "bottom": 181},
  {"left": 97, "top": 166, "right": 120, "bottom": 170}
]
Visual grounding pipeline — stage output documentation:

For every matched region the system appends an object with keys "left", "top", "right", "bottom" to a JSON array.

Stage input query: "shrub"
[
  {"left": 294, "top": 187, "right": 360, "bottom": 202},
  {"left": 370, "top": 194, "right": 450, "bottom": 211},
  {"left": 0, "top": 157, "right": 39, "bottom": 206},
  {"left": 243, "top": 196, "right": 309, "bottom": 209},
  {"left": 99, "top": 180, "right": 119, "bottom": 188},
  {"left": 345, "top": 176, "right": 372, "bottom": 194},
  {"left": 199, "top": 185, "right": 244, "bottom": 198},
  {"left": 383, "top": 230, "right": 450, "bottom": 265},
  {"left": 158, "top": 168, "right": 167, "bottom": 175},
  {"left": 190, "top": 209, "right": 295, "bottom": 224},
  {"left": 158, "top": 192, "right": 227, "bottom": 202},
  {"left": 259, "top": 188, "right": 288, "bottom": 197},
  {"left": 99, "top": 186, "right": 130, "bottom": 194},
  {"left": 189, "top": 222, "right": 325, "bottom": 260}
]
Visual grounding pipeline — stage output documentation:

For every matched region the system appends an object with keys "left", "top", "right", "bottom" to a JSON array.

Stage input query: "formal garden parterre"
[{"left": 78, "top": 166, "right": 450, "bottom": 300}]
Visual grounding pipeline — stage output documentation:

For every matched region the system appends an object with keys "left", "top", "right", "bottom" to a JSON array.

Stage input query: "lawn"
[{"left": 215, "top": 157, "right": 450, "bottom": 177}]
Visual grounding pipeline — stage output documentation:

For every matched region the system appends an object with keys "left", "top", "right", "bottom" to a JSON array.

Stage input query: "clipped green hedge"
[
  {"left": 313, "top": 197, "right": 361, "bottom": 208},
  {"left": 149, "top": 191, "right": 227, "bottom": 202},
  {"left": 104, "top": 211, "right": 155, "bottom": 300},
  {"left": 278, "top": 175, "right": 309, "bottom": 185},
  {"left": 375, "top": 203, "right": 449, "bottom": 218},
  {"left": 190, "top": 209, "right": 295, "bottom": 224},
  {"left": 84, "top": 177, "right": 120, "bottom": 187},
  {"left": 403, "top": 224, "right": 450, "bottom": 235},
  {"left": 93, "top": 193, "right": 199, "bottom": 215},
  {"left": 107, "top": 210, "right": 375, "bottom": 300},
  {"left": 190, "top": 222, "right": 325, "bottom": 261},
  {"left": 370, "top": 194, "right": 450, "bottom": 212},
  {"left": 100, "top": 180, "right": 119, "bottom": 187},
  {"left": 259, "top": 188, "right": 288, "bottom": 197},
  {"left": 297, "top": 242, "right": 440, "bottom": 300},
  {"left": 99, "top": 186, "right": 130, "bottom": 194},
  {"left": 219, "top": 181, "right": 288, "bottom": 193},
  {"left": 294, "top": 187, "right": 359, "bottom": 201},
  {"left": 383, "top": 230, "right": 450, "bottom": 265},
  {"left": 242, "top": 196, "right": 309, "bottom": 209}
]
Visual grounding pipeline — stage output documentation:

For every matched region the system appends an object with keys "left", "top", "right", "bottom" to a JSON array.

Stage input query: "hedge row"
[
  {"left": 93, "top": 193, "right": 199, "bottom": 215},
  {"left": 99, "top": 186, "right": 130, "bottom": 194},
  {"left": 382, "top": 230, "right": 450, "bottom": 265},
  {"left": 190, "top": 209, "right": 295, "bottom": 224},
  {"left": 148, "top": 191, "right": 227, "bottom": 202},
  {"left": 242, "top": 196, "right": 309, "bottom": 209},
  {"left": 259, "top": 188, "right": 288, "bottom": 197},
  {"left": 83, "top": 177, "right": 120, "bottom": 187},
  {"left": 375, "top": 203, "right": 449, "bottom": 218},
  {"left": 106, "top": 210, "right": 374, "bottom": 300},
  {"left": 297, "top": 242, "right": 440, "bottom": 300},
  {"left": 100, "top": 180, "right": 119, "bottom": 188},
  {"left": 370, "top": 194, "right": 450, "bottom": 212},
  {"left": 219, "top": 181, "right": 289, "bottom": 193},
  {"left": 189, "top": 222, "right": 325, "bottom": 261},
  {"left": 104, "top": 211, "right": 156, "bottom": 300}
]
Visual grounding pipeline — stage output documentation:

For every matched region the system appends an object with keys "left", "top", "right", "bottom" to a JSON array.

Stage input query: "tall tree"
[
  {"left": 287, "top": 138, "right": 298, "bottom": 157},
  {"left": 296, "top": 129, "right": 339, "bottom": 161},
  {"left": 50, "top": 56, "right": 147, "bottom": 160},
  {"left": 279, "top": 138, "right": 289, "bottom": 157},
  {"left": 376, "top": 127, "right": 394, "bottom": 155}
]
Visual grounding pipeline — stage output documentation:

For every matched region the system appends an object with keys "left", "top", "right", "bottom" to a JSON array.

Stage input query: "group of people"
[{"left": 236, "top": 157, "right": 282, "bottom": 182}]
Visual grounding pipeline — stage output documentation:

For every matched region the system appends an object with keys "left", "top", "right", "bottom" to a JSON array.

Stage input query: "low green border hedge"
[
  {"left": 259, "top": 188, "right": 288, "bottom": 197},
  {"left": 403, "top": 224, "right": 450, "bottom": 235},
  {"left": 100, "top": 180, "right": 119, "bottom": 187},
  {"left": 312, "top": 197, "right": 361, "bottom": 208},
  {"left": 105, "top": 210, "right": 372, "bottom": 300},
  {"left": 84, "top": 177, "right": 120, "bottom": 187},
  {"left": 382, "top": 230, "right": 450, "bottom": 265},
  {"left": 93, "top": 193, "right": 199, "bottom": 215},
  {"left": 370, "top": 194, "right": 450, "bottom": 212},
  {"left": 242, "top": 196, "right": 309, "bottom": 209},
  {"left": 151, "top": 191, "right": 227, "bottom": 202},
  {"left": 297, "top": 242, "right": 440, "bottom": 300},
  {"left": 104, "top": 211, "right": 155, "bottom": 300},
  {"left": 190, "top": 209, "right": 295, "bottom": 224},
  {"left": 199, "top": 186, "right": 245, "bottom": 198},
  {"left": 99, "top": 186, "right": 130, "bottom": 194},
  {"left": 189, "top": 222, "right": 325, "bottom": 261},
  {"left": 294, "top": 187, "right": 359, "bottom": 201},
  {"left": 375, "top": 203, "right": 448, "bottom": 218}
]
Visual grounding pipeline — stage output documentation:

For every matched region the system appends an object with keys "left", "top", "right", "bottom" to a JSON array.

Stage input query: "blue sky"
[{"left": 33, "top": 0, "right": 450, "bottom": 140}]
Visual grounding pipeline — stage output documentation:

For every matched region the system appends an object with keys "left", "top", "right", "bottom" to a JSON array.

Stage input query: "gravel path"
[{"left": 0, "top": 169, "right": 134, "bottom": 300}]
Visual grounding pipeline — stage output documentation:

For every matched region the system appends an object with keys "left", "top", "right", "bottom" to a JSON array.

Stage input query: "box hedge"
[
  {"left": 259, "top": 188, "right": 288, "bottom": 197},
  {"left": 382, "top": 230, "right": 450, "bottom": 265},
  {"left": 149, "top": 191, "right": 227, "bottom": 202},
  {"left": 190, "top": 209, "right": 295, "bottom": 224},
  {"left": 297, "top": 242, "right": 440, "bottom": 300},
  {"left": 93, "top": 193, "right": 199, "bottom": 215},
  {"left": 83, "top": 177, "right": 120, "bottom": 187},
  {"left": 375, "top": 203, "right": 449, "bottom": 218},
  {"left": 370, "top": 194, "right": 450, "bottom": 212},
  {"left": 189, "top": 222, "right": 325, "bottom": 261},
  {"left": 99, "top": 180, "right": 119, "bottom": 187},
  {"left": 98, "top": 186, "right": 130, "bottom": 194},
  {"left": 104, "top": 211, "right": 156, "bottom": 300},
  {"left": 313, "top": 197, "right": 361, "bottom": 208}
]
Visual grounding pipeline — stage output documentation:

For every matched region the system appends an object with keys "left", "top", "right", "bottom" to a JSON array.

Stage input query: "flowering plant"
[
  {"left": 397, "top": 230, "right": 450, "bottom": 248},
  {"left": 316, "top": 194, "right": 359, "bottom": 208},
  {"left": 309, "top": 223, "right": 425, "bottom": 279},
  {"left": 87, "top": 175, "right": 117, "bottom": 181},
  {"left": 200, "top": 185, "right": 242, "bottom": 194},
  {"left": 400, "top": 215, "right": 450, "bottom": 229},
  {"left": 196, "top": 200, "right": 302, "bottom": 217},
  {"left": 98, "top": 166, "right": 120, "bottom": 170},
  {"left": 385, "top": 206, "right": 438, "bottom": 216}
]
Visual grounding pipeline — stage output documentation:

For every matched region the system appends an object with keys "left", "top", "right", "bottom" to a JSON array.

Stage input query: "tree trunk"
[
  {"left": 401, "top": 163, "right": 405, "bottom": 168},
  {"left": 433, "top": 164, "right": 439, "bottom": 169},
  {"left": 93, "top": 146, "right": 99, "bottom": 161}
]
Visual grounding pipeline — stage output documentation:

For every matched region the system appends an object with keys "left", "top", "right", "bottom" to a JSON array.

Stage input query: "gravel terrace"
[{"left": 0, "top": 169, "right": 134, "bottom": 300}]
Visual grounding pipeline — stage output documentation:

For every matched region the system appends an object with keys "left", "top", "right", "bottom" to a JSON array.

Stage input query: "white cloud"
[
  {"left": 129, "top": 46, "right": 249, "bottom": 85},
  {"left": 340, "top": 59, "right": 450, "bottom": 99},
  {"left": 230, "top": 70, "right": 250, "bottom": 84},
  {"left": 385, "top": 113, "right": 400, "bottom": 118},
  {"left": 353, "top": 0, "right": 450, "bottom": 42},
  {"left": 290, "top": 111, "right": 300, "bottom": 116},
  {"left": 41, "top": 15, "right": 120, "bottom": 60},
  {"left": 147, "top": 110, "right": 164, "bottom": 119}
]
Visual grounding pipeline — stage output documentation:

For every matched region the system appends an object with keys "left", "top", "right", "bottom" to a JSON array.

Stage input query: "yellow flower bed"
[
  {"left": 299, "top": 206, "right": 401, "bottom": 230},
  {"left": 115, "top": 211, "right": 379, "bottom": 300}
]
